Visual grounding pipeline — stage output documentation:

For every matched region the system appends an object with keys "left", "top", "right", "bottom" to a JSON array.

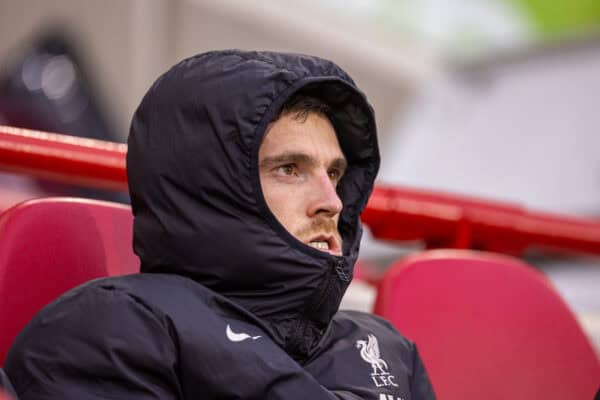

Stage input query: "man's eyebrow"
[
  {"left": 259, "top": 152, "right": 347, "bottom": 172},
  {"left": 259, "top": 152, "right": 315, "bottom": 169},
  {"left": 330, "top": 157, "right": 348, "bottom": 173}
]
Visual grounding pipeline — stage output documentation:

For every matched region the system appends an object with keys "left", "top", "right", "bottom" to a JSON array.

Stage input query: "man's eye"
[
  {"left": 328, "top": 168, "right": 342, "bottom": 182},
  {"left": 277, "top": 164, "right": 298, "bottom": 176}
]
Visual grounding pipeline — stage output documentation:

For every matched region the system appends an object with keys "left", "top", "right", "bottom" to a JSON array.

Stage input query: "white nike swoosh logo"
[{"left": 226, "top": 324, "right": 262, "bottom": 342}]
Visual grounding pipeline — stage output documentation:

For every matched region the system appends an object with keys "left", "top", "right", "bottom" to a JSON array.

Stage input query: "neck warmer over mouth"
[{"left": 127, "top": 50, "right": 380, "bottom": 360}]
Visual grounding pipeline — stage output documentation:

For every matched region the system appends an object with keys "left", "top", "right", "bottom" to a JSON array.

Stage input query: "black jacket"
[{"left": 5, "top": 50, "right": 435, "bottom": 399}]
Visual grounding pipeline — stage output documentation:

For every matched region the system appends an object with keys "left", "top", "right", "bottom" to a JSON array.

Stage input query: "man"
[{"left": 5, "top": 50, "right": 435, "bottom": 399}]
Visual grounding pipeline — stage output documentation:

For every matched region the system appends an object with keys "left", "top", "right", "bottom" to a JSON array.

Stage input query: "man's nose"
[{"left": 307, "top": 172, "right": 343, "bottom": 218}]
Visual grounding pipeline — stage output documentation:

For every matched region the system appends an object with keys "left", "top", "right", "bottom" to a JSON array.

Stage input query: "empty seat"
[
  {"left": 0, "top": 197, "right": 139, "bottom": 364},
  {"left": 374, "top": 249, "right": 600, "bottom": 400}
]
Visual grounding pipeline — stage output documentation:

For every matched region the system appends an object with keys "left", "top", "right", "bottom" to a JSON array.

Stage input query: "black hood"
[{"left": 127, "top": 50, "right": 379, "bottom": 360}]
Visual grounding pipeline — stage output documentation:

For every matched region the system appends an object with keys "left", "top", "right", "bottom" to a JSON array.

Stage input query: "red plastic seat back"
[
  {"left": 0, "top": 197, "right": 139, "bottom": 365},
  {"left": 374, "top": 249, "right": 600, "bottom": 400}
]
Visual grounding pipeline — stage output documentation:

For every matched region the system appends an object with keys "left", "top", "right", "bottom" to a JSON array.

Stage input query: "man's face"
[{"left": 259, "top": 112, "right": 347, "bottom": 256}]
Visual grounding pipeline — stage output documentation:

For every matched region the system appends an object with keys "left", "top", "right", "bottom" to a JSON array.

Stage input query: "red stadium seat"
[
  {"left": 0, "top": 391, "right": 14, "bottom": 400},
  {"left": 374, "top": 249, "right": 600, "bottom": 400},
  {"left": 0, "top": 197, "right": 139, "bottom": 365}
]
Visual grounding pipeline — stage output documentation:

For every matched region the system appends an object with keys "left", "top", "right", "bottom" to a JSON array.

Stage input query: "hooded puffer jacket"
[{"left": 5, "top": 50, "right": 435, "bottom": 400}]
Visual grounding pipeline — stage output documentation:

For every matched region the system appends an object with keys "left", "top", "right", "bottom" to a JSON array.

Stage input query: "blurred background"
[{"left": 0, "top": 0, "right": 600, "bottom": 352}]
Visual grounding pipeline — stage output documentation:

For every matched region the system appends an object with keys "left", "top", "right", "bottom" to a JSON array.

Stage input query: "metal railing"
[{"left": 2, "top": 125, "right": 600, "bottom": 257}]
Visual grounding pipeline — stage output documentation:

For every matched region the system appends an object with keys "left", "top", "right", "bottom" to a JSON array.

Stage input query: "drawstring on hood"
[{"left": 127, "top": 50, "right": 379, "bottom": 360}]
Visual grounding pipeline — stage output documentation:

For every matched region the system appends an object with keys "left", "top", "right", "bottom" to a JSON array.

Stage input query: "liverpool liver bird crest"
[{"left": 356, "top": 334, "right": 389, "bottom": 376}]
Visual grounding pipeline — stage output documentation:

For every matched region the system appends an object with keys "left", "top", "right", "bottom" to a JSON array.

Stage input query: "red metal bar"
[
  {"left": 0, "top": 125, "right": 127, "bottom": 191},
  {"left": 2, "top": 125, "right": 600, "bottom": 256},
  {"left": 363, "top": 185, "right": 600, "bottom": 256}
]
